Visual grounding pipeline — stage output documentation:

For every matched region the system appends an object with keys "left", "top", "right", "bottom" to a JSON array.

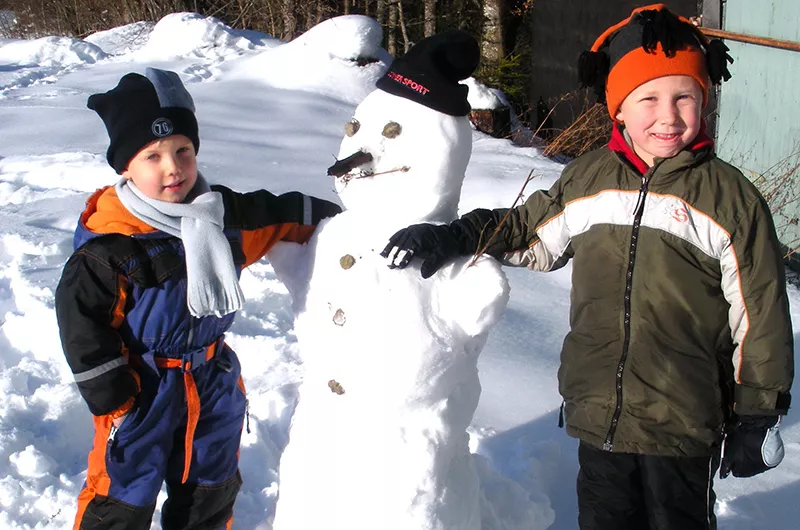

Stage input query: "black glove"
[
  {"left": 720, "top": 415, "right": 785, "bottom": 478},
  {"left": 380, "top": 223, "right": 464, "bottom": 279}
]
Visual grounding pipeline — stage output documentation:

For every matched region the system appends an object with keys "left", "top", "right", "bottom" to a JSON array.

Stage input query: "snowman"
[{"left": 269, "top": 30, "right": 510, "bottom": 530}]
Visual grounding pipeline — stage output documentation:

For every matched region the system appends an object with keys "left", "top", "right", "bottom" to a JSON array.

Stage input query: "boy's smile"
[
  {"left": 122, "top": 135, "right": 198, "bottom": 203},
  {"left": 615, "top": 75, "right": 703, "bottom": 167}
]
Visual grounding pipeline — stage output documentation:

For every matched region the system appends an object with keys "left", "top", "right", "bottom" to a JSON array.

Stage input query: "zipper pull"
[
  {"left": 108, "top": 424, "right": 119, "bottom": 442},
  {"left": 557, "top": 401, "right": 565, "bottom": 428},
  {"left": 632, "top": 176, "right": 650, "bottom": 217}
]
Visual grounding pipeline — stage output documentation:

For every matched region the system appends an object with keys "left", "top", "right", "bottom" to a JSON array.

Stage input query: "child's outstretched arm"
[
  {"left": 383, "top": 165, "right": 575, "bottom": 278},
  {"left": 55, "top": 247, "right": 140, "bottom": 418},
  {"left": 213, "top": 184, "right": 341, "bottom": 267}
]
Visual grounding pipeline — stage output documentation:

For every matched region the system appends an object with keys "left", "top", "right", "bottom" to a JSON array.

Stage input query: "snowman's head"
[{"left": 327, "top": 30, "right": 479, "bottom": 225}]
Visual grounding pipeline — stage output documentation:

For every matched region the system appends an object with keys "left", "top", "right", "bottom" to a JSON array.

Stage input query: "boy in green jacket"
[{"left": 381, "top": 4, "right": 794, "bottom": 529}]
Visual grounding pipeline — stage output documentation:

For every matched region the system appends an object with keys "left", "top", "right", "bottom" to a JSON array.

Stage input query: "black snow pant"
[{"left": 577, "top": 441, "right": 721, "bottom": 530}]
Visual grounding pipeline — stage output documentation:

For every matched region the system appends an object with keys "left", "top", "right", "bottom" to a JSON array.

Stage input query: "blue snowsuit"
[{"left": 56, "top": 184, "right": 339, "bottom": 529}]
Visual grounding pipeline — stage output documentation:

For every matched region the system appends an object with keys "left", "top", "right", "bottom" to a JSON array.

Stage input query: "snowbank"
[
  {"left": 136, "top": 12, "right": 275, "bottom": 63},
  {"left": 0, "top": 36, "right": 106, "bottom": 67},
  {"left": 227, "top": 15, "right": 391, "bottom": 104},
  {"left": 85, "top": 21, "right": 155, "bottom": 56}
]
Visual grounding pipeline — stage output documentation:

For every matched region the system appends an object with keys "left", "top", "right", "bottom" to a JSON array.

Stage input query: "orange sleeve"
[{"left": 241, "top": 223, "right": 316, "bottom": 267}]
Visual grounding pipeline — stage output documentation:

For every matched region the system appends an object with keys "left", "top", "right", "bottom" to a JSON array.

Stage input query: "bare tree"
[
  {"left": 282, "top": 0, "right": 296, "bottom": 39},
  {"left": 315, "top": 0, "right": 325, "bottom": 25},
  {"left": 397, "top": 0, "right": 410, "bottom": 52},
  {"left": 387, "top": 0, "right": 398, "bottom": 55},
  {"left": 423, "top": 0, "right": 435, "bottom": 37},
  {"left": 481, "top": 0, "right": 504, "bottom": 65},
  {"left": 376, "top": 0, "right": 387, "bottom": 25}
]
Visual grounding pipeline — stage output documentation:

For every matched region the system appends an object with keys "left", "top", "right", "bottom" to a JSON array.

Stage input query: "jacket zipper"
[{"left": 603, "top": 173, "right": 650, "bottom": 451}]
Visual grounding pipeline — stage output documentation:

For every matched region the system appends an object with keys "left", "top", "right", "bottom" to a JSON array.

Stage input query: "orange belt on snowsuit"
[{"left": 153, "top": 336, "right": 225, "bottom": 484}]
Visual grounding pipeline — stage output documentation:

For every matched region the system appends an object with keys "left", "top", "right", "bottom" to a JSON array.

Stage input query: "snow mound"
[
  {"left": 0, "top": 36, "right": 107, "bottom": 67},
  {"left": 227, "top": 15, "right": 391, "bottom": 104},
  {"left": 136, "top": 12, "right": 273, "bottom": 62},
  {"left": 463, "top": 77, "right": 507, "bottom": 111},
  {"left": 295, "top": 13, "right": 385, "bottom": 61},
  {"left": 84, "top": 21, "right": 155, "bottom": 56}
]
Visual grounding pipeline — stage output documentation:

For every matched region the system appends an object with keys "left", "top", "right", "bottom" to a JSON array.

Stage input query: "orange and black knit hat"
[{"left": 578, "top": 3, "right": 733, "bottom": 119}]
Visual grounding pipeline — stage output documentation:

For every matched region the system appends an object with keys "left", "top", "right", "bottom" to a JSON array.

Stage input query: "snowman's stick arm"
[
  {"left": 469, "top": 168, "right": 538, "bottom": 267},
  {"left": 466, "top": 94, "right": 580, "bottom": 266}
]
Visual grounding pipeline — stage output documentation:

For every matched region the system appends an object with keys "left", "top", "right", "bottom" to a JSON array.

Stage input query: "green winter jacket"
[{"left": 460, "top": 130, "right": 793, "bottom": 456}]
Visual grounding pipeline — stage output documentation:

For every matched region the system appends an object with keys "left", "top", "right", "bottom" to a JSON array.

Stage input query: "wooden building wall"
[
  {"left": 527, "top": 0, "right": 701, "bottom": 129},
  {"left": 715, "top": 0, "right": 800, "bottom": 262}
]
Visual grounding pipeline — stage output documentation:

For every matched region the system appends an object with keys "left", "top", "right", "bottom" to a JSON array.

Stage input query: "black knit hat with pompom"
[{"left": 376, "top": 29, "right": 480, "bottom": 116}]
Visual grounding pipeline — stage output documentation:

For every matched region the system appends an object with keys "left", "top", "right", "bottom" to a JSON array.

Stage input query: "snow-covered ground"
[{"left": 0, "top": 12, "right": 798, "bottom": 530}]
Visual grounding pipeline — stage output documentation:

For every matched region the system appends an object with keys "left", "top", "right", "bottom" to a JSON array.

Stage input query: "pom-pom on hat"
[
  {"left": 87, "top": 68, "right": 200, "bottom": 174},
  {"left": 376, "top": 29, "right": 480, "bottom": 116},
  {"left": 578, "top": 3, "right": 733, "bottom": 120}
]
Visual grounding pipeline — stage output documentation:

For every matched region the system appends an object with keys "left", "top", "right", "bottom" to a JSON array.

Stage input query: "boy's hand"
[
  {"left": 381, "top": 224, "right": 462, "bottom": 279},
  {"left": 720, "top": 415, "right": 784, "bottom": 478}
]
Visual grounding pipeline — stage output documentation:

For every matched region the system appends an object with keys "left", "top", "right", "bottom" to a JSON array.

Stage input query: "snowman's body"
[{"left": 270, "top": 90, "right": 509, "bottom": 530}]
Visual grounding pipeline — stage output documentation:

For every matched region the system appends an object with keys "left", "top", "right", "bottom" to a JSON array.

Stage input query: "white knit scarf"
[{"left": 115, "top": 173, "right": 245, "bottom": 318}]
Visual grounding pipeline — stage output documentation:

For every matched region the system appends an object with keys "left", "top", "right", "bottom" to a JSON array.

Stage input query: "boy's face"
[
  {"left": 122, "top": 135, "right": 198, "bottom": 203},
  {"left": 615, "top": 75, "right": 704, "bottom": 167}
]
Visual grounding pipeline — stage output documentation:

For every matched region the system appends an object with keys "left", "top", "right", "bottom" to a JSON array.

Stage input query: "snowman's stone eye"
[
  {"left": 345, "top": 119, "right": 360, "bottom": 137},
  {"left": 382, "top": 122, "right": 402, "bottom": 138}
]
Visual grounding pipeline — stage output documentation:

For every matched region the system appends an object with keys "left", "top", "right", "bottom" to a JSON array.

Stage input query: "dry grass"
[
  {"left": 747, "top": 148, "right": 800, "bottom": 260},
  {"left": 543, "top": 99, "right": 612, "bottom": 159}
]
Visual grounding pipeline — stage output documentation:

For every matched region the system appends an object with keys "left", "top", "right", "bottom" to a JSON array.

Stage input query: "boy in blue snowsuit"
[{"left": 55, "top": 68, "right": 340, "bottom": 530}]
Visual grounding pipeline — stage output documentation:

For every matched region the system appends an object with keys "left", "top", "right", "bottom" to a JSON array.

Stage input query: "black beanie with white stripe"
[{"left": 87, "top": 68, "right": 200, "bottom": 174}]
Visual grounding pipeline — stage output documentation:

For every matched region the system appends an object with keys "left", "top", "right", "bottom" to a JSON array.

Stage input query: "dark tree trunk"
[
  {"left": 387, "top": 0, "right": 398, "bottom": 55},
  {"left": 376, "top": 0, "right": 387, "bottom": 25},
  {"left": 424, "top": 0, "right": 435, "bottom": 36},
  {"left": 482, "top": 0, "right": 504, "bottom": 65},
  {"left": 282, "top": 0, "right": 296, "bottom": 40},
  {"left": 398, "top": 0, "right": 410, "bottom": 52}
]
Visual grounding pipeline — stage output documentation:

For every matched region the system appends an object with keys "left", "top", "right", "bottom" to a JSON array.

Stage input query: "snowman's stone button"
[
  {"left": 333, "top": 309, "right": 346, "bottom": 326},
  {"left": 382, "top": 121, "right": 402, "bottom": 138},
  {"left": 345, "top": 119, "right": 360, "bottom": 137},
  {"left": 328, "top": 379, "right": 345, "bottom": 395},
  {"left": 340, "top": 254, "right": 356, "bottom": 269}
]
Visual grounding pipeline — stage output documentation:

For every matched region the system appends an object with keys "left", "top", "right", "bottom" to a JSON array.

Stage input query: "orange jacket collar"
[{"left": 81, "top": 186, "right": 157, "bottom": 236}]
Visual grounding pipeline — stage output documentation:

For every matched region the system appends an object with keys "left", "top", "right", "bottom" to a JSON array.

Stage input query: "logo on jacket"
[
  {"left": 671, "top": 206, "right": 689, "bottom": 223},
  {"left": 152, "top": 118, "right": 174, "bottom": 137}
]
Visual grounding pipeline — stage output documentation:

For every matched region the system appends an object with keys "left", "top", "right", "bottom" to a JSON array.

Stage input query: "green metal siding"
[{"left": 716, "top": 0, "right": 800, "bottom": 256}]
